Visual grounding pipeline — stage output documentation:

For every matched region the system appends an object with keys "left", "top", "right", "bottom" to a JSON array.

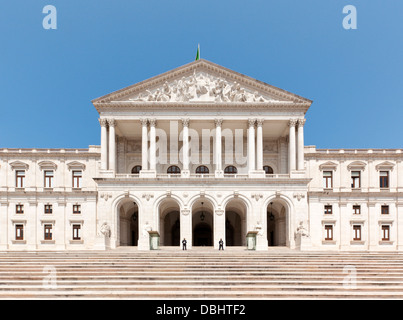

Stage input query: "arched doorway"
[
  {"left": 267, "top": 201, "right": 287, "bottom": 247},
  {"left": 159, "top": 198, "right": 181, "bottom": 246},
  {"left": 225, "top": 198, "right": 247, "bottom": 246},
  {"left": 192, "top": 199, "right": 214, "bottom": 247},
  {"left": 118, "top": 200, "right": 139, "bottom": 246}
]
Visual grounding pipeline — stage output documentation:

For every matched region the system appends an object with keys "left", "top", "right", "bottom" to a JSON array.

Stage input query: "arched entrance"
[
  {"left": 267, "top": 201, "right": 287, "bottom": 247},
  {"left": 192, "top": 199, "right": 214, "bottom": 247},
  {"left": 159, "top": 198, "right": 181, "bottom": 246},
  {"left": 118, "top": 200, "right": 139, "bottom": 246},
  {"left": 225, "top": 199, "right": 247, "bottom": 246}
]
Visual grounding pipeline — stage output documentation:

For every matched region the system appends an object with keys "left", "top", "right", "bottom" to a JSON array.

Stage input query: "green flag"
[{"left": 195, "top": 44, "right": 200, "bottom": 61}]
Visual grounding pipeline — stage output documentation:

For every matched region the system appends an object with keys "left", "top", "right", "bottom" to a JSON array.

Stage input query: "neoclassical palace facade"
[{"left": 1, "top": 59, "right": 402, "bottom": 251}]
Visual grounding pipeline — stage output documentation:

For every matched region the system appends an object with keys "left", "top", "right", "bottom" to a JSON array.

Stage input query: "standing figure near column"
[
  {"left": 219, "top": 238, "right": 224, "bottom": 251},
  {"left": 182, "top": 238, "right": 187, "bottom": 250}
]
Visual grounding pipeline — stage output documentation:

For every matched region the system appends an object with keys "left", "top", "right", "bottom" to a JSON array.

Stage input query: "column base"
[{"left": 215, "top": 170, "right": 224, "bottom": 178}]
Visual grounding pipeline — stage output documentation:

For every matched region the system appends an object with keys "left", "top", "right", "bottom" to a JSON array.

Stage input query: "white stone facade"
[{"left": 1, "top": 59, "right": 401, "bottom": 252}]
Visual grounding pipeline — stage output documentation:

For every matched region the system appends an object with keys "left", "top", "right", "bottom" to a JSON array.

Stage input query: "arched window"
[
  {"left": 224, "top": 166, "right": 238, "bottom": 174},
  {"left": 167, "top": 166, "right": 181, "bottom": 174},
  {"left": 263, "top": 166, "right": 274, "bottom": 174},
  {"left": 195, "top": 166, "right": 209, "bottom": 174},
  {"left": 131, "top": 165, "right": 142, "bottom": 174}
]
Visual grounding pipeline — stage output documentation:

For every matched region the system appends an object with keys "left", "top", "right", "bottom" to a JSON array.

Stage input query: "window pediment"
[
  {"left": 375, "top": 161, "right": 395, "bottom": 171},
  {"left": 319, "top": 161, "right": 338, "bottom": 171},
  {"left": 347, "top": 161, "right": 366, "bottom": 171},
  {"left": 67, "top": 161, "right": 86, "bottom": 170},
  {"left": 9, "top": 161, "right": 29, "bottom": 170},
  {"left": 38, "top": 161, "right": 58, "bottom": 170}
]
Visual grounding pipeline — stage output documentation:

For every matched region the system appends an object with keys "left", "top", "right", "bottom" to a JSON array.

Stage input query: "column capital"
[
  {"left": 248, "top": 118, "right": 256, "bottom": 128},
  {"left": 149, "top": 118, "right": 157, "bottom": 127},
  {"left": 288, "top": 119, "right": 297, "bottom": 127},
  {"left": 256, "top": 119, "right": 264, "bottom": 127},
  {"left": 99, "top": 118, "right": 108, "bottom": 127},
  {"left": 107, "top": 118, "right": 116, "bottom": 127},
  {"left": 182, "top": 118, "right": 190, "bottom": 127},
  {"left": 140, "top": 118, "right": 148, "bottom": 126},
  {"left": 214, "top": 119, "right": 223, "bottom": 127},
  {"left": 298, "top": 119, "right": 306, "bottom": 127}
]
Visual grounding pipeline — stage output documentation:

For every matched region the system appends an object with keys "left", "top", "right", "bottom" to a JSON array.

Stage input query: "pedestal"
[
  {"left": 93, "top": 235, "right": 111, "bottom": 251},
  {"left": 149, "top": 231, "right": 160, "bottom": 250},
  {"left": 295, "top": 235, "right": 312, "bottom": 251},
  {"left": 246, "top": 231, "right": 258, "bottom": 250}
]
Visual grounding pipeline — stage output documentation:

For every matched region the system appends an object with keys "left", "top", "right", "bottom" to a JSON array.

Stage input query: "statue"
[
  {"left": 294, "top": 221, "right": 310, "bottom": 240},
  {"left": 142, "top": 221, "right": 152, "bottom": 237},
  {"left": 99, "top": 222, "right": 111, "bottom": 238},
  {"left": 255, "top": 221, "right": 263, "bottom": 236}
]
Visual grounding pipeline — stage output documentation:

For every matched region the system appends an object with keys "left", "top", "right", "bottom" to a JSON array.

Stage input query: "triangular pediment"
[{"left": 92, "top": 59, "right": 312, "bottom": 110}]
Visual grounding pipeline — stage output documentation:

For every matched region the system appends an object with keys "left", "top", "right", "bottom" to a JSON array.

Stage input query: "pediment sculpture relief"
[{"left": 130, "top": 72, "right": 271, "bottom": 103}]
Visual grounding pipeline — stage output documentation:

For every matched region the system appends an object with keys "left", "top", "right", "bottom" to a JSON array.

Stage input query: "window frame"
[
  {"left": 353, "top": 225, "right": 362, "bottom": 241},
  {"left": 72, "top": 224, "right": 81, "bottom": 241},
  {"left": 224, "top": 165, "right": 238, "bottom": 174},
  {"left": 15, "top": 224, "right": 24, "bottom": 241},
  {"left": 131, "top": 165, "right": 142, "bottom": 174},
  {"left": 44, "top": 204, "right": 53, "bottom": 214},
  {"left": 351, "top": 171, "right": 361, "bottom": 189},
  {"left": 72, "top": 170, "right": 82, "bottom": 189},
  {"left": 73, "top": 204, "right": 81, "bottom": 214},
  {"left": 44, "top": 224, "right": 53, "bottom": 241},
  {"left": 381, "top": 205, "right": 389, "bottom": 215},
  {"left": 380, "top": 171, "right": 389, "bottom": 189},
  {"left": 195, "top": 166, "right": 209, "bottom": 174},
  {"left": 167, "top": 166, "right": 181, "bottom": 174},
  {"left": 353, "top": 205, "right": 361, "bottom": 215},
  {"left": 16, "top": 204, "right": 24, "bottom": 214},
  {"left": 324, "top": 205, "right": 333, "bottom": 215},
  {"left": 323, "top": 171, "right": 333, "bottom": 189},
  {"left": 263, "top": 166, "right": 274, "bottom": 175},
  {"left": 16, "top": 170, "right": 25, "bottom": 188},
  {"left": 381, "top": 225, "right": 390, "bottom": 241},
  {"left": 44, "top": 170, "right": 54, "bottom": 188},
  {"left": 324, "top": 225, "right": 333, "bottom": 241}
]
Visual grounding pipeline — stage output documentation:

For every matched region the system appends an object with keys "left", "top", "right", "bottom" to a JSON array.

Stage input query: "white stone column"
[
  {"left": 180, "top": 209, "right": 192, "bottom": 250},
  {"left": 108, "top": 119, "right": 116, "bottom": 172},
  {"left": 149, "top": 119, "right": 157, "bottom": 171},
  {"left": 214, "top": 209, "right": 225, "bottom": 249},
  {"left": 182, "top": 119, "right": 190, "bottom": 176},
  {"left": 99, "top": 118, "right": 108, "bottom": 170},
  {"left": 215, "top": 119, "right": 223, "bottom": 174},
  {"left": 256, "top": 119, "right": 264, "bottom": 171},
  {"left": 248, "top": 119, "right": 256, "bottom": 172},
  {"left": 288, "top": 119, "right": 297, "bottom": 172},
  {"left": 297, "top": 119, "right": 306, "bottom": 171},
  {"left": 141, "top": 119, "right": 149, "bottom": 171}
]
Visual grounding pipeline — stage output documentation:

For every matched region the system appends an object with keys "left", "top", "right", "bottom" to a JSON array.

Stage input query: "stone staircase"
[{"left": 1, "top": 248, "right": 403, "bottom": 299}]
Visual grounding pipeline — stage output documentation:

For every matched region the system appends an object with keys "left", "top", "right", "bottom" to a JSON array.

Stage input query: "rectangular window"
[
  {"left": 353, "top": 205, "right": 361, "bottom": 215},
  {"left": 44, "top": 204, "right": 53, "bottom": 214},
  {"left": 15, "top": 225, "right": 24, "bottom": 240},
  {"left": 353, "top": 225, "right": 362, "bottom": 241},
  {"left": 16, "top": 204, "right": 24, "bottom": 214},
  {"left": 325, "top": 225, "right": 333, "bottom": 241},
  {"left": 44, "top": 225, "right": 53, "bottom": 241},
  {"left": 324, "top": 205, "right": 333, "bottom": 215},
  {"left": 44, "top": 170, "right": 54, "bottom": 188},
  {"left": 16, "top": 170, "right": 25, "bottom": 188},
  {"left": 381, "top": 205, "right": 389, "bottom": 215},
  {"left": 72, "top": 225, "right": 81, "bottom": 240},
  {"left": 73, "top": 205, "right": 81, "bottom": 214},
  {"left": 351, "top": 171, "right": 361, "bottom": 189},
  {"left": 323, "top": 171, "right": 333, "bottom": 189},
  {"left": 380, "top": 171, "right": 389, "bottom": 189},
  {"left": 382, "top": 225, "right": 390, "bottom": 241},
  {"left": 72, "top": 171, "right": 82, "bottom": 189}
]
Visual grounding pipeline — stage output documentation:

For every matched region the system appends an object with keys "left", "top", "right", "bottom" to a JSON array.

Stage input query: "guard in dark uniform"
[
  {"left": 219, "top": 238, "right": 224, "bottom": 250},
  {"left": 182, "top": 238, "right": 187, "bottom": 250}
]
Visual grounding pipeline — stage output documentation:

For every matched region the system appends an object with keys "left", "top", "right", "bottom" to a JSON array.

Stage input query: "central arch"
[
  {"left": 158, "top": 198, "right": 181, "bottom": 246},
  {"left": 192, "top": 199, "right": 214, "bottom": 247},
  {"left": 118, "top": 199, "right": 139, "bottom": 246},
  {"left": 266, "top": 200, "right": 288, "bottom": 247},
  {"left": 225, "top": 198, "right": 247, "bottom": 246}
]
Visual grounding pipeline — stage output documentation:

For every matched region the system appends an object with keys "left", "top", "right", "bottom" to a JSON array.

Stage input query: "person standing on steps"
[
  {"left": 182, "top": 238, "right": 187, "bottom": 250},
  {"left": 219, "top": 238, "right": 224, "bottom": 251}
]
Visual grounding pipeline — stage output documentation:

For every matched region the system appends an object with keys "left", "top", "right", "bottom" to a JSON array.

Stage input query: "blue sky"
[{"left": 0, "top": 0, "right": 402, "bottom": 149}]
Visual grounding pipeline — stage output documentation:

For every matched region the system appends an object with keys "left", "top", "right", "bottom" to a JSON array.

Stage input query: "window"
[
  {"left": 263, "top": 166, "right": 274, "bottom": 174},
  {"left": 15, "top": 225, "right": 24, "bottom": 241},
  {"left": 16, "top": 204, "right": 24, "bottom": 214},
  {"left": 324, "top": 205, "right": 333, "bottom": 215},
  {"left": 44, "top": 170, "right": 54, "bottom": 188},
  {"left": 44, "top": 204, "right": 53, "bottom": 214},
  {"left": 131, "top": 165, "right": 142, "bottom": 174},
  {"left": 73, "top": 205, "right": 81, "bottom": 214},
  {"left": 195, "top": 166, "right": 209, "bottom": 174},
  {"left": 44, "top": 225, "right": 53, "bottom": 241},
  {"left": 325, "top": 225, "right": 333, "bottom": 241},
  {"left": 382, "top": 225, "right": 390, "bottom": 241},
  {"left": 72, "top": 225, "right": 81, "bottom": 240},
  {"left": 167, "top": 166, "right": 181, "bottom": 174},
  {"left": 16, "top": 170, "right": 25, "bottom": 188},
  {"left": 351, "top": 171, "right": 361, "bottom": 189},
  {"left": 381, "top": 205, "right": 389, "bottom": 215},
  {"left": 380, "top": 171, "right": 389, "bottom": 188},
  {"left": 224, "top": 166, "right": 238, "bottom": 174},
  {"left": 72, "top": 171, "right": 82, "bottom": 188},
  {"left": 353, "top": 225, "right": 362, "bottom": 241},
  {"left": 353, "top": 205, "right": 361, "bottom": 215},
  {"left": 323, "top": 171, "right": 333, "bottom": 189}
]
